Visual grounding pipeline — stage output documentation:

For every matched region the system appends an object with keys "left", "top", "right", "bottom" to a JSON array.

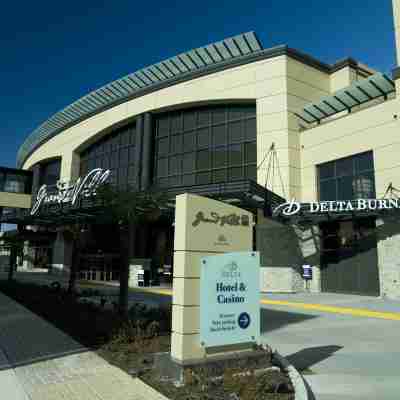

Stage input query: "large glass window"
[
  {"left": 80, "top": 122, "right": 137, "bottom": 190},
  {"left": 39, "top": 159, "right": 61, "bottom": 187},
  {"left": 0, "top": 169, "right": 32, "bottom": 194},
  {"left": 154, "top": 104, "right": 256, "bottom": 188},
  {"left": 318, "top": 151, "right": 375, "bottom": 201}
]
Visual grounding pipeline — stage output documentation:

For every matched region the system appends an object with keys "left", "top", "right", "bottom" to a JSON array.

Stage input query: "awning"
[
  {"left": 295, "top": 73, "right": 395, "bottom": 125},
  {"left": 0, "top": 180, "right": 285, "bottom": 226}
]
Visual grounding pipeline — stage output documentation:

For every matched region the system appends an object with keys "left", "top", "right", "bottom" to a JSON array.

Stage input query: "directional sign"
[{"left": 200, "top": 252, "right": 260, "bottom": 348}]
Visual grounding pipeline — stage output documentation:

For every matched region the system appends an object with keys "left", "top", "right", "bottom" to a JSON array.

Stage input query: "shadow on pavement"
[
  {"left": 0, "top": 294, "right": 88, "bottom": 369},
  {"left": 261, "top": 308, "right": 318, "bottom": 334},
  {"left": 286, "top": 345, "right": 343, "bottom": 371}
]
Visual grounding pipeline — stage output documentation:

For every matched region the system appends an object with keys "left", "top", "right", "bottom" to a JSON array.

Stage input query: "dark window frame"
[{"left": 317, "top": 151, "right": 375, "bottom": 201}]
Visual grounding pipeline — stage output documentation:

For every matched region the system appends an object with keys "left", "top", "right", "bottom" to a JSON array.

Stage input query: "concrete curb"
[{"left": 272, "top": 351, "right": 310, "bottom": 400}]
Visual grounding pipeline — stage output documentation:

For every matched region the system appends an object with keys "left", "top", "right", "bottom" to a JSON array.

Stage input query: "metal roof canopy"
[
  {"left": 0, "top": 180, "right": 284, "bottom": 226},
  {"left": 17, "top": 32, "right": 262, "bottom": 168},
  {"left": 295, "top": 73, "right": 395, "bottom": 125}
]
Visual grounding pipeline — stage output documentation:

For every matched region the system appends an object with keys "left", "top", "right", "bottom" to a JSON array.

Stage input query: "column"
[
  {"left": 51, "top": 231, "right": 73, "bottom": 275},
  {"left": 141, "top": 112, "right": 153, "bottom": 190}
]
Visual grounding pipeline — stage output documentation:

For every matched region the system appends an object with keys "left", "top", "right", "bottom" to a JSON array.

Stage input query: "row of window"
[
  {"left": 156, "top": 105, "right": 256, "bottom": 137},
  {"left": 0, "top": 172, "right": 32, "bottom": 194},
  {"left": 156, "top": 119, "right": 256, "bottom": 156},
  {"left": 156, "top": 143, "right": 256, "bottom": 177},
  {"left": 156, "top": 165, "right": 257, "bottom": 188}
]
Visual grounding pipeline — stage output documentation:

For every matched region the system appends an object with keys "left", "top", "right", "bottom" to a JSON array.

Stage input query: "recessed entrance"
[{"left": 320, "top": 217, "right": 380, "bottom": 296}]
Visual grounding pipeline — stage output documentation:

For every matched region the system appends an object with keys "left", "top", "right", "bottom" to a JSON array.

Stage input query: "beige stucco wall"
[
  {"left": 23, "top": 56, "right": 290, "bottom": 183},
  {"left": 0, "top": 192, "right": 31, "bottom": 209},
  {"left": 301, "top": 96, "right": 400, "bottom": 202},
  {"left": 21, "top": 54, "right": 345, "bottom": 203}
]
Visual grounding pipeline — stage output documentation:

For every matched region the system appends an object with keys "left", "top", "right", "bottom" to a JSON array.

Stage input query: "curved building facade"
[{"left": 9, "top": 10, "right": 400, "bottom": 299}]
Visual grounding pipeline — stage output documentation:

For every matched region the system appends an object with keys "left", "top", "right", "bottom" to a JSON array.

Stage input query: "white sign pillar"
[{"left": 171, "top": 193, "right": 253, "bottom": 364}]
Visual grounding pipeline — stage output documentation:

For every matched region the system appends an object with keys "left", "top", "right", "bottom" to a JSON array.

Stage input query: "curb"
[{"left": 272, "top": 351, "right": 311, "bottom": 400}]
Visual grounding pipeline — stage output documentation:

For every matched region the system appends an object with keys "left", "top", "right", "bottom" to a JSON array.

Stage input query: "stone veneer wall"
[
  {"left": 256, "top": 218, "right": 321, "bottom": 293},
  {"left": 376, "top": 216, "right": 400, "bottom": 300}
]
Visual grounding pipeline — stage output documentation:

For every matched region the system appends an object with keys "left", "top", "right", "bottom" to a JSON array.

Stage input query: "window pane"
[
  {"left": 182, "top": 174, "right": 195, "bottom": 186},
  {"left": 110, "top": 151, "right": 118, "bottom": 168},
  {"left": 353, "top": 173, "right": 375, "bottom": 199},
  {"left": 197, "top": 127, "right": 209, "bottom": 149},
  {"left": 120, "top": 147, "right": 129, "bottom": 165},
  {"left": 355, "top": 152, "right": 374, "bottom": 172},
  {"left": 212, "top": 124, "right": 226, "bottom": 146},
  {"left": 128, "top": 165, "right": 136, "bottom": 180},
  {"left": 129, "top": 127, "right": 136, "bottom": 145},
  {"left": 245, "top": 142, "right": 257, "bottom": 163},
  {"left": 196, "top": 150, "right": 210, "bottom": 170},
  {"left": 245, "top": 164, "right": 257, "bottom": 181},
  {"left": 119, "top": 166, "right": 128, "bottom": 181},
  {"left": 183, "top": 132, "right": 196, "bottom": 151},
  {"left": 111, "top": 134, "right": 120, "bottom": 150},
  {"left": 228, "top": 107, "right": 242, "bottom": 121},
  {"left": 244, "top": 118, "right": 256, "bottom": 140},
  {"left": 243, "top": 105, "right": 256, "bottom": 117},
  {"left": 228, "top": 167, "right": 243, "bottom": 181},
  {"left": 157, "top": 137, "right": 169, "bottom": 156},
  {"left": 213, "top": 168, "right": 227, "bottom": 183},
  {"left": 102, "top": 156, "right": 110, "bottom": 169},
  {"left": 121, "top": 129, "right": 130, "bottom": 147},
  {"left": 184, "top": 111, "right": 196, "bottom": 131},
  {"left": 128, "top": 146, "right": 136, "bottom": 164},
  {"left": 170, "top": 113, "right": 182, "bottom": 133},
  {"left": 213, "top": 146, "right": 227, "bottom": 168},
  {"left": 158, "top": 177, "right": 169, "bottom": 188},
  {"left": 170, "top": 134, "right": 182, "bottom": 154},
  {"left": 169, "top": 156, "right": 181, "bottom": 175},
  {"left": 182, "top": 153, "right": 195, "bottom": 173},
  {"left": 169, "top": 175, "right": 182, "bottom": 187},
  {"left": 157, "top": 158, "right": 168, "bottom": 177},
  {"left": 319, "top": 162, "right": 335, "bottom": 180},
  {"left": 319, "top": 179, "right": 336, "bottom": 201},
  {"left": 212, "top": 107, "right": 225, "bottom": 124},
  {"left": 228, "top": 144, "right": 242, "bottom": 166},
  {"left": 198, "top": 109, "right": 210, "bottom": 126},
  {"left": 228, "top": 120, "right": 243, "bottom": 142},
  {"left": 336, "top": 157, "right": 353, "bottom": 177},
  {"left": 337, "top": 176, "right": 353, "bottom": 200},
  {"left": 196, "top": 172, "right": 211, "bottom": 184},
  {"left": 157, "top": 116, "right": 169, "bottom": 137}
]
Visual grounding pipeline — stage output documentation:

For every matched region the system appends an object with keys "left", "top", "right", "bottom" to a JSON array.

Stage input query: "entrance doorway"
[{"left": 320, "top": 217, "right": 380, "bottom": 296}]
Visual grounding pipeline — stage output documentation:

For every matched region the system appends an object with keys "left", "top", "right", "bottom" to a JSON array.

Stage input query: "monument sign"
[{"left": 171, "top": 193, "right": 253, "bottom": 363}]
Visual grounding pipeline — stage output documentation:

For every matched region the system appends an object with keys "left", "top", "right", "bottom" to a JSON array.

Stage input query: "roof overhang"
[{"left": 295, "top": 73, "right": 395, "bottom": 125}]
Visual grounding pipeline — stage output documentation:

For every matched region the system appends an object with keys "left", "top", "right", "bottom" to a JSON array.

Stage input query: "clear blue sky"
[{"left": 0, "top": 0, "right": 396, "bottom": 168}]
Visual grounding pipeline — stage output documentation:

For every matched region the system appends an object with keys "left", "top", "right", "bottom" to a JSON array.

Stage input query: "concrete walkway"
[
  {"left": 259, "top": 293, "right": 400, "bottom": 400},
  {"left": 0, "top": 291, "right": 167, "bottom": 400}
]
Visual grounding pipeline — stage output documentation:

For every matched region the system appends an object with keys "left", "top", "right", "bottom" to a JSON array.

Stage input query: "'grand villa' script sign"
[
  {"left": 192, "top": 211, "right": 250, "bottom": 227},
  {"left": 273, "top": 198, "right": 400, "bottom": 217},
  {"left": 31, "top": 168, "right": 111, "bottom": 215}
]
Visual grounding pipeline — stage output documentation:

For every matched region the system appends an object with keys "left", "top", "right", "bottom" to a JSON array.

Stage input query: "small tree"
[
  {"left": 97, "top": 184, "right": 169, "bottom": 317},
  {"left": 61, "top": 223, "right": 85, "bottom": 294},
  {"left": 2, "top": 226, "right": 26, "bottom": 281}
]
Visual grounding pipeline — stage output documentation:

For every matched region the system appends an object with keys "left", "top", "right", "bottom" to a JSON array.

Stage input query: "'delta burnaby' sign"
[
  {"left": 273, "top": 198, "right": 400, "bottom": 217},
  {"left": 200, "top": 252, "right": 260, "bottom": 348},
  {"left": 31, "top": 168, "right": 111, "bottom": 215}
]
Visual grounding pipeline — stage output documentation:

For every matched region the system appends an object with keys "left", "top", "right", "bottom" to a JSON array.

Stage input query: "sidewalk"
[{"left": 0, "top": 291, "right": 167, "bottom": 400}]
